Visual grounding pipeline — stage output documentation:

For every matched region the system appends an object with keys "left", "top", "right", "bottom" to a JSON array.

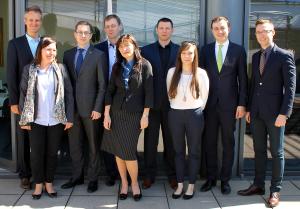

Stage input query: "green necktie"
[{"left": 217, "top": 44, "right": 223, "bottom": 72}]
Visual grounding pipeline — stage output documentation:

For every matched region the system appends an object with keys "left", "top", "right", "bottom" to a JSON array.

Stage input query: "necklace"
[{"left": 181, "top": 74, "right": 192, "bottom": 102}]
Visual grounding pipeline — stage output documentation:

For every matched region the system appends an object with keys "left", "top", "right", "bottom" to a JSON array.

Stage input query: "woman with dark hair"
[
  {"left": 101, "top": 34, "right": 153, "bottom": 201},
  {"left": 19, "top": 36, "right": 74, "bottom": 199},
  {"left": 167, "top": 41, "right": 209, "bottom": 199}
]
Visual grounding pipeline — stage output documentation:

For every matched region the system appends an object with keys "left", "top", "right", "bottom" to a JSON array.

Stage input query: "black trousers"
[
  {"left": 68, "top": 113, "right": 101, "bottom": 182},
  {"left": 203, "top": 107, "right": 236, "bottom": 183},
  {"left": 144, "top": 108, "right": 176, "bottom": 181},
  {"left": 29, "top": 123, "right": 64, "bottom": 184},
  {"left": 16, "top": 115, "right": 31, "bottom": 179},
  {"left": 168, "top": 108, "right": 204, "bottom": 184}
]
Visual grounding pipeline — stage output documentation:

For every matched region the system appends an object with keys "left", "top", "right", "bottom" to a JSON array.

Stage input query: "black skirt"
[{"left": 101, "top": 110, "right": 142, "bottom": 160}]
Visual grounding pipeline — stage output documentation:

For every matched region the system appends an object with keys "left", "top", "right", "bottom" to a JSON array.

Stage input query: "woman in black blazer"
[
  {"left": 101, "top": 34, "right": 153, "bottom": 201},
  {"left": 19, "top": 37, "right": 74, "bottom": 199}
]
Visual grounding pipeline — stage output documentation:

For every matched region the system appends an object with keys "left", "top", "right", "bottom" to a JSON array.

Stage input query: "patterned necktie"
[
  {"left": 259, "top": 50, "right": 266, "bottom": 75},
  {"left": 217, "top": 44, "right": 223, "bottom": 72},
  {"left": 75, "top": 48, "right": 84, "bottom": 75}
]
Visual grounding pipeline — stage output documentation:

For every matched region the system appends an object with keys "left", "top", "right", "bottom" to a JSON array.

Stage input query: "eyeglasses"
[
  {"left": 75, "top": 31, "right": 92, "bottom": 36},
  {"left": 255, "top": 30, "right": 273, "bottom": 35}
]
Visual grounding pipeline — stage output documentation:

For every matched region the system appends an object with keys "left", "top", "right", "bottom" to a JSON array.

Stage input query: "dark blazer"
[
  {"left": 105, "top": 58, "right": 153, "bottom": 112},
  {"left": 63, "top": 45, "right": 107, "bottom": 117},
  {"left": 7, "top": 35, "right": 35, "bottom": 105},
  {"left": 19, "top": 63, "right": 74, "bottom": 123},
  {"left": 94, "top": 40, "right": 110, "bottom": 84},
  {"left": 141, "top": 41, "right": 179, "bottom": 110},
  {"left": 248, "top": 44, "right": 296, "bottom": 120},
  {"left": 199, "top": 41, "right": 248, "bottom": 112}
]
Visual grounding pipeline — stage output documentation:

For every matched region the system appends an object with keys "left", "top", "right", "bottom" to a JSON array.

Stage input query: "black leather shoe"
[
  {"left": 87, "top": 181, "right": 98, "bottom": 193},
  {"left": 119, "top": 193, "right": 128, "bottom": 200},
  {"left": 105, "top": 176, "right": 116, "bottom": 186},
  {"left": 237, "top": 184, "right": 265, "bottom": 196},
  {"left": 200, "top": 180, "right": 217, "bottom": 192},
  {"left": 32, "top": 193, "right": 42, "bottom": 200},
  {"left": 46, "top": 191, "right": 57, "bottom": 198},
  {"left": 133, "top": 193, "right": 142, "bottom": 201},
  {"left": 172, "top": 191, "right": 183, "bottom": 199},
  {"left": 183, "top": 192, "right": 194, "bottom": 200},
  {"left": 221, "top": 182, "right": 231, "bottom": 194},
  {"left": 61, "top": 178, "right": 84, "bottom": 189},
  {"left": 20, "top": 178, "right": 31, "bottom": 190}
]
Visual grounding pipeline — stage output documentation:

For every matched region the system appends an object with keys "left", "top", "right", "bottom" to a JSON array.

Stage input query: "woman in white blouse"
[{"left": 167, "top": 41, "right": 209, "bottom": 199}]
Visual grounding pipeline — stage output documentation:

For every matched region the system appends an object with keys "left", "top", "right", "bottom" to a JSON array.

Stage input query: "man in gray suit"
[{"left": 61, "top": 21, "right": 107, "bottom": 193}]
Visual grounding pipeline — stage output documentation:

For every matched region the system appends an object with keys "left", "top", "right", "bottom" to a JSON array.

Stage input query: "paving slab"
[
  {"left": 0, "top": 180, "right": 24, "bottom": 195},
  {"left": 24, "top": 180, "right": 73, "bottom": 196},
  {"left": 14, "top": 194, "right": 68, "bottom": 209},
  {"left": 72, "top": 180, "right": 118, "bottom": 196},
  {"left": 0, "top": 195, "right": 20, "bottom": 207},
  {"left": 290, "top": 180, "right": 300, "bottom": 190},
  {"left": 168, "top": 195, "right": 220, "bottom": 209},
  {"left": 66, "top": 195, "right": 117, "bottom": 209},
  {"left": 261, "top": 180, "right": 300, "bottom": 199},
  {"left": 211, "top": 180, "right": 252, "bottom": 197},
  {"left": 269, "top": 195, "right": 300, "bottom": 209},
  {"left": 217, "top": 196, "right": 267, "bottom": 209},
  {"left": 141, "top": 182, "right": 166, "bottom": 197},
  {"left": 118, "top": 196, "right": 168, "bottom": 209}
]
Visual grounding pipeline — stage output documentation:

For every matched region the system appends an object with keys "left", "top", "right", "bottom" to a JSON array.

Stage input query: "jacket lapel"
[
  {"left": 261, "top": 44, "right": 277, "bottom": 77},
  {"left": 210, "top": 43, "right": 219, "bottom": 74},
  {"left": 220, "top": 42, "right": 233, "bottom": 75},
  {"left": 78, "top": 45, "right": 94, "bottom": 77},
  {"left": 69, "top": 47, "right": 77, "bottom": 79},
  {"left": 22, "top": 35, "right": 34, "bottom": 59}
]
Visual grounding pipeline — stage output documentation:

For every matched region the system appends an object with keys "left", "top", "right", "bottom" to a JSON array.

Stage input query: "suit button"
[{"left": 259, "top": 82, "right": 262, "bottom": 86}]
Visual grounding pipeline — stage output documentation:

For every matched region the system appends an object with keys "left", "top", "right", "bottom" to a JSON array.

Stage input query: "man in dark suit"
[
  {"left": 6, "top": 5, "right": 42, "bottom": 190},
  {"left": 238, "top": 19, "right": 296, "bottom": 208},
  {"left": 199, "top": 16, "right": 248, "bottom": 194},
  {"left": 61, "top": 21, "right": 107, "bottom": 193},
  {"left": 141, "top": 17, "right": 179, "bottom": 189},
  {"left": 95, "top": 14, "right": 122, "bottom": 186}
]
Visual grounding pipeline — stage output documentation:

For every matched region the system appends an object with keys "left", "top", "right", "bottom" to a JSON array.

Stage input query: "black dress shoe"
[
  {"left": 32, "top": 193, "right": 42, "bottom": 200},
  {"left": 200, "top": 180, "right": 217, "bottom": 192},
  {"left": 237, "top": 184, "right": 265, "bottom": 196},
  {"left": 221, "top": 182, "right": 231, "bottom": 194},
  {"left": 119, "top": 193, "right": 128, "bottom": 200},
  {"left": 183, "top": 192, "right": 194, "bottom": 200},
  {"left": 133, "top": 193, "right": 142, "bottom": 201},
  {"left": 20, "top": 178, "right": 31, "bottom": 190},
  {"left": 61, "top": 178, "right": 84, "bottom": 189},
  {"left": 172, "top": 191, "right": 183, "bottom": 199},
  {"left": 87, "top": 181, "right": 98, "bottom": 193},
  {"left": 105, "top": 176, "right": 116, "bottom": 186},
  {"left": 46, "top": 191, "right": 57, "bottom": 198}
]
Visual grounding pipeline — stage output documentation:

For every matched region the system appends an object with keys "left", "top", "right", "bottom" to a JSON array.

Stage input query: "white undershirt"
[{"left": 166, "top": 67, "right": 209, "bottom": 110}]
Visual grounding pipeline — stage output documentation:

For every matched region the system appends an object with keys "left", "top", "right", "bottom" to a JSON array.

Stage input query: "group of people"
[{"left": 6, "top": 5, "right": 296, "bottom": 208}]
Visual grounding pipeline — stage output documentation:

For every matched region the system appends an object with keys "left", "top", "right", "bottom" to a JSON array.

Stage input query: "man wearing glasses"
[
  {"left": 238, "top": 19, "right": 296, "bottom": 208},
  {"left": 61, "top": 21, "right": 107, "bottom": 193},
  {"left": 199, "top": 16, "right": 248, "bottom": 194}
]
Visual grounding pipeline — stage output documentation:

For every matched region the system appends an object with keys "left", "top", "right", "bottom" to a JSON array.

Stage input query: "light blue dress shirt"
[
  {"left": 74, "top": 44, "right": 90, "bottom": 68},
  {"left": 25, "top": 33, "right": 40, "bottom": 57}
]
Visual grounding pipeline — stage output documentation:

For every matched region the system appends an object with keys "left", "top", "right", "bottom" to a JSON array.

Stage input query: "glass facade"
[{"left": 244, "top": 0, "right": 300, "bottom": 174}]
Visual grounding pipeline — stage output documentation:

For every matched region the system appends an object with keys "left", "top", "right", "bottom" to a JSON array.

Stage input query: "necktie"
[
  {"left": 259, "top": 50, "right": 266, "bottom": 75},
  {"left": 217, "top": 44, "right": 223, "bottom": 72},
  {"left": 75, "top": 48, "right": 84, "bottom": 75}
]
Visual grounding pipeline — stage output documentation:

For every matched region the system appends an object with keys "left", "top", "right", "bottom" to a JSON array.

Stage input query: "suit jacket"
[
  {"left": 105, "top": 58, "right": 153, "bottom": 112},
  {"left": 94, "top": 40, "right": 110, "bottom": 84},
  {"left": 141, "top": 41, "right": 179, "bottom": 110},
  {"left": 248, "top": 44, "right": 296, "bottom": 120},
  {"left": 7, "top": 35, "right": 35, "bottom": 105},
  {"left": 199, "top": 41, "right": 248, "bottom": 112},
  {"left": 63, "top": 45, "right": 107, "bottom": 117}
]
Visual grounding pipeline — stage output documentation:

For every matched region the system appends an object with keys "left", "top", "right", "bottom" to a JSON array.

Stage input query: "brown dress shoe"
[
  {"left": 268, "top": 192, "right": 280, "bottom": 207},
  {"left": 169, "top": 179, "right": 178, "bottom": 190},
  {"left": 237, "top": 184, "right": 265, "bottom": 196},
  {"left": 20, "top": 178, "right": 31, "bottom": 190},
  {"left": 142, "top": 178, "right": 153, "bottom": 189}
]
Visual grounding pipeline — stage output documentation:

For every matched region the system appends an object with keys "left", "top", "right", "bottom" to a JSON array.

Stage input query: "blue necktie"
[{"left": 75, "top": 48, "right": 84, "bottom": 75}]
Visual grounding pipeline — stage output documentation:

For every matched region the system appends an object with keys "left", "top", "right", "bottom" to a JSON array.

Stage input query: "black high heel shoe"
[
  {"left": 32, "top": 193, "right": 42, "bottom": 200},
  {"left": 172, "top": 191, "right": 183, "bottom": 199},
  {"left": 46, "top": 191, "right": 57, "bottom": 198},
  {"left": 132, "top": 185, "right": 142, "bottom": 201},
  {"left": 119, "top": 193, "right": 128, "bottom": 200},
  {"left": 183, "top": 192, "right": 194, "bottom": 200}
]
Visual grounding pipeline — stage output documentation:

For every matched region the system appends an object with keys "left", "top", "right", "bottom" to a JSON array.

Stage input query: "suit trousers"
[
  {"left": 168, "top": 108, "right": 204, "bottom": 184},
  {"left": 203, "top": 107, "right": 236, "bottom": 182},
  {"left": 16, "top": 115, "right": 31, "bottom": 179},
  {"left": 144, "top": 108, "right": 176, "bottom": 181},
  {"left": 29, "top": 123, "right": 64, "bottom": 183},
  {"left": 251, "top": 116, "right": 285, "bottom": 193},
  {"left": 68, "top": 113, "right": 101, "bottom": 182}
]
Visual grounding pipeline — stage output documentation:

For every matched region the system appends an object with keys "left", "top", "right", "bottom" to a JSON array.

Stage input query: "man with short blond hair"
[{"left": 238, "top": 19, "right": 296, "bottom": 208}]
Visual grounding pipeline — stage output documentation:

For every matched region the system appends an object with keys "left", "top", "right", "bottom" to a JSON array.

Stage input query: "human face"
[
  {"left": 211, "top": 19, "right": 230, "bottom": 44},
  {"left": 74, "top": 25, "right": 92, "bottom": 47},
  {"left": 255, "top": 23, "right": 275, "bottom": 49},
  {"left": 119, "top": 41, "right": 135, "bottom": 61},
  {"left": 181, "top": 46, "right": 196, "bottom": 65},
  {"left": 104, "top": 18, "right": 122, "bottom": 41},
  {"left": 156, "top": 21, "right": 173, "bottom": 42},
  {"left": 24, "top": 11, "right": 42, "bottom": 36},
  {"left": 41, "top": 43, "right": 57, "bottom": 64}
]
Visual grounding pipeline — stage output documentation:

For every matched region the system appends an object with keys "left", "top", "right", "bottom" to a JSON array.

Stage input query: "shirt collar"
[
  {"left": 25, "top": 33, "right": 40, "bottom": 42},
  {"left": 263, "top": 42, "right": 274, "bottom": 53},
  {"left": 215, "top": 39, "right": 229, "bottom": 48},
  {"left": 107, "top": 40, "right": 116, "bottom": 48},
  {"left": 158, "top": 41, "right": 172, "bottom": 49},
  {"left": 77, "top": 43, "right": 90, "bottom": 51}
]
